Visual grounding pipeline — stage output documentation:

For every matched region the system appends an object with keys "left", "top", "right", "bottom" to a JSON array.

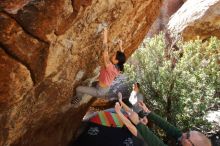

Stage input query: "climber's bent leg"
[
  {"left": 76, "top": 85, "right": 110, "bottom": 98},
  {"left": 76, "top": 86, "right": 98, "bottom": 98},
  {"left": 71, "top": 86, "right": 96, "bottom": 105},
  {"left": 71, "top": 84, "right": 110, "bottom": 104}
]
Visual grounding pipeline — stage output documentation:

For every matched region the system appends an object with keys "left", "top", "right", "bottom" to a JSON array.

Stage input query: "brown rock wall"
[{"left": 0, "top": 12, "right": 49, "bottom": 83}]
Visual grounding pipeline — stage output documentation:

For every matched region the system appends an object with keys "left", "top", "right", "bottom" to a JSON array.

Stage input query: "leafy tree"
[{"left": 125, "top": 33, "right": 220, "bottom": 134}]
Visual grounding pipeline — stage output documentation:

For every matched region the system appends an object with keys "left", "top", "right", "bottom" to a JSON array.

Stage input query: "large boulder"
[
  {"left": 148, "top": 0, "right": 184, "bottom": 37},
  {"left": 168, "top": 0, "right": 220, "bottom": 41},
  {"left": 0, "top": 0, "right": 162, "bottom": 146}
]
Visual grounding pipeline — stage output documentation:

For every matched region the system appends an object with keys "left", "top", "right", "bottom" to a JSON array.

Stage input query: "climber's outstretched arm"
[
  {"left": 118, "top": 39, "right": 124, "bottom": 52},
  {"left": 102, "top": 28, "right": 110, "bottom": 67}
]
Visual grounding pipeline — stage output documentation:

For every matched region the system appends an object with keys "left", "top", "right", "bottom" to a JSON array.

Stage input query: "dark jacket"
[
  {"left": 132, "top": 131, "right": 149, "bottom": 146},
  {"left": 136, "top": 112, "right": 182, "bottom": 146}
]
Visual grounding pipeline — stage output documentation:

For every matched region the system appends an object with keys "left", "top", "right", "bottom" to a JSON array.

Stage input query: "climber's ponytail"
[{"left": 116, "top": 51, "right": 126, "bottom": 72}]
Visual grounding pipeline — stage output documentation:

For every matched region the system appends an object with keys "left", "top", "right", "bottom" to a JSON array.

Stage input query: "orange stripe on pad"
[
  {"left": 98, "top": 111, "right": 111, "bottom": 127},
  {"left": 105, "top": 112, "right": 116, "bottom": 127},
  {"left": 89, "top": 111, "right": 124, "bottom": 127}
]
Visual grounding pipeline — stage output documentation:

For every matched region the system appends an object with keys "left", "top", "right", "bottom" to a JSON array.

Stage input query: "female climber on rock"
[{"left": 71, "top": 27, "right": 126, "bottom": 104}]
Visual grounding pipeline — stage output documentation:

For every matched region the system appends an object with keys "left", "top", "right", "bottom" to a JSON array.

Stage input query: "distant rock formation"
[
  {"left": 0, "top": 0, "right": 162, "bottom": 146},
  {"left": 168, "top": 0, "right": 220, "bottom": 41},
  {"left": 148, "top": 0, "right": 184, "bottom": 37}
]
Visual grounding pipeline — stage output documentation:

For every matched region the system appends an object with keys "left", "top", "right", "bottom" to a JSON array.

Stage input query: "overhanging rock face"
[
  {"left": 0, "top": 0, "right": 162, "bottom": 146},
  {"left": 168, "top": 0, "right": 220, "bottom": 41}
]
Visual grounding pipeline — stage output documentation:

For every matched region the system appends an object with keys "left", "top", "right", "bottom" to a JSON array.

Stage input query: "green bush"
[{"left": 125, "top": 33, "right": 220, "bottom": 133}]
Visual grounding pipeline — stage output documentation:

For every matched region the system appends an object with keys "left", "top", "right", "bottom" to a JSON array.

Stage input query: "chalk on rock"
[{"left": 96, "top": 22, "right": 108, "bottom": 35}]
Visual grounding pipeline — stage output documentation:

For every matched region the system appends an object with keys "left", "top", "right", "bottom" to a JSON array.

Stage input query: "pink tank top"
[{"left": 99, "top": 63, "right": 120, "bottom": 87}]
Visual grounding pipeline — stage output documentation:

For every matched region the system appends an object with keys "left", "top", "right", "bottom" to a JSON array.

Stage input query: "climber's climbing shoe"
[{"left": 71, "top": 95, "right": 81, "bottom": 106}]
